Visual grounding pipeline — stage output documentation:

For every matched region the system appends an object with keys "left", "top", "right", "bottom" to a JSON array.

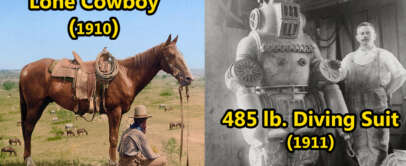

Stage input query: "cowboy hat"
[{"left": 129, "top": 105, "right": 152, "bottom": 119}]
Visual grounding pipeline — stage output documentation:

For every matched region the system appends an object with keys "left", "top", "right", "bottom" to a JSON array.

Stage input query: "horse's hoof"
[
  {"left": 25, "top": 156, "right": 37, "bottom": 166},
  {"left": 109, "top": 160, "right": 118, "bottom": 166}
]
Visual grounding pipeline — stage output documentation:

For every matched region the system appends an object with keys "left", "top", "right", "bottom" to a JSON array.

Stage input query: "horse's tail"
[{"left": 19, "top": 71, "right": 27, "bottom": 125}]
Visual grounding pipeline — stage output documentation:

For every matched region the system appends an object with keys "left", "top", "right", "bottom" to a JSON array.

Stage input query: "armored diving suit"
[{"left": 225, "top": 1, "right": 350, "bottom": 165}]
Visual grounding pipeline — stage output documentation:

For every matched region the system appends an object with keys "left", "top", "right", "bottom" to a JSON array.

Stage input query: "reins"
[
  {"left": 76, "top": 111, "right": 98, "bottom": 122},
  {"left": 185, "top": 86, "right": 190, "bottom": 166},
  {"left": 178, "top": 85, "right": 190, "bottom": 166}
]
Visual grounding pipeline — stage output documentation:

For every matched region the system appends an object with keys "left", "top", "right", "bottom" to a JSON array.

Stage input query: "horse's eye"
[{"left": 167, "top": 53, "right": 175, "bottom": 59}]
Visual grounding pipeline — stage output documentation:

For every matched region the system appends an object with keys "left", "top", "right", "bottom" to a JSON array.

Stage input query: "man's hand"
[
  {"left": 328, "top": 60, "right": 341, "bottom": 70},
  {"left": 335, "top": 128, "right": 350, "bottom": 140},
  {"left": 336, "top": 129, "right": 356, "bottom": 158}
]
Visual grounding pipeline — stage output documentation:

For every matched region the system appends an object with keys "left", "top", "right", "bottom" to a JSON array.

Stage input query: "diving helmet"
[{"left": 249, "top": 0, "right": 301, "bottom": 39}]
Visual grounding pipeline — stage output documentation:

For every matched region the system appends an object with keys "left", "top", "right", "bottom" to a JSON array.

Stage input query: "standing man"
[
  {"left": 340, "top": 22, "right": 406, "bottom": 166},
  {"left": 118, "top": 105, "right": 167, "bottom": 166}
]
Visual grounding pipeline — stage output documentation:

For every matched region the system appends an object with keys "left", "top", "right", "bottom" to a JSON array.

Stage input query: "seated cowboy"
[{"left": 118, "top": 105, "right": 167, "bottom": 166}]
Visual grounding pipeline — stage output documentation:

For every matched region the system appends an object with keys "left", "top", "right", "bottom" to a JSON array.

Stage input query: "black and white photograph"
[{"left": 206, "top": 0, "right": 406, "bottom": 165}]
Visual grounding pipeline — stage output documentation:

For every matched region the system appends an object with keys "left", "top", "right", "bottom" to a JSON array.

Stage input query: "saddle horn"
[{"left": 72, "top": 51, "right": 84, "bottom": 64}]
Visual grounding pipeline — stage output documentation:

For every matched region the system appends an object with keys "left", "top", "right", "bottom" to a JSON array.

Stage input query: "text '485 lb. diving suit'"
[{"left": 225, "top": 1, "right": 350, "bottom": 166}]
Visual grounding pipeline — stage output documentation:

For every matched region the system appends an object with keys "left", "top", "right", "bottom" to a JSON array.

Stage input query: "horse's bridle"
[{"left": 160, "top": 52, "right": 189, "bottom": 85}]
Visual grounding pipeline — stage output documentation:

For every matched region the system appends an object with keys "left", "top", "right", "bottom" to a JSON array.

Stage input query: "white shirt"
[{"left": 340, "top": 47, "right": 406, "bottom": 87}]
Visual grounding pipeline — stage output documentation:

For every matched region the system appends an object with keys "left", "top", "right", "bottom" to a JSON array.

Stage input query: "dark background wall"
[
  {"left": 205, "top": 0, "right": 252, "bottom": 165},
  {"left": 303, "top": 0, "right": 406, "bottom": 148}
]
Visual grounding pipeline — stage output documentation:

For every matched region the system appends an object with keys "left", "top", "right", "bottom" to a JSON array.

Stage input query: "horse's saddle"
[{"left": 48, "top": 48, "right": 118, "bottom": 114}]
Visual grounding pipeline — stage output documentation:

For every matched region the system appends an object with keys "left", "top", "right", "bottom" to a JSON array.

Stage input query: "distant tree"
[{"left": 2, "top": 81, "right": 16, "bottom": 91}]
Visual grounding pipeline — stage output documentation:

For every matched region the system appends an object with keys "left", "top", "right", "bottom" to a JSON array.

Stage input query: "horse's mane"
[{"left": 119, "top": 43, "right": 164, "bottom": 69}]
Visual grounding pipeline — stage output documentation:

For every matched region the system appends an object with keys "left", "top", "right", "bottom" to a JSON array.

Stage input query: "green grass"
[
  {"left": 46, "top": 135, "right": 63, "bottom": 142},
  {"left": 52, "top": 119, "right": 72, "bottom": 125},
  {"left": 55, "top": 110, "right": 74, "bottom": 121},
  {"left": 162, "top": 137, "right": 181, "bottom": 166},
  {"left": 144, "top": 84, "right": 152, "bottom": 89},
  {"left": 0, "top": 76, "right": 205, "bottom": 166},
  {"left": 49, "top": 109, "right": 75, "bottom": 125},
  {"left": 160, "top": 88, "right": 174, "bottom": 96},
  {"left": 0, "top": 114, "right": 5, "bottom": 122},
  {"left": 1, "top": 159, "right": 96, "bottom": 166},
  {"left": 50, "top": 126, "right": 64, "bottom": 136},
  {"left": 46, "top": 126, "right": 64, "bottom": 142}
]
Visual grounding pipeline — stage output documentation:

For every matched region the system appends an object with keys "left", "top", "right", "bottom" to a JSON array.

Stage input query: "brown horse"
[
  {"left": 66, "top": 130, "right": 76, "bottom": 137},
  {"left": 169, "top": 122, "right": 177, "bottom": 130},
  {"left": 169, "top": 121, "right": 184, "bottom": 130},
  {"left": 76, "top": 128, "right": 88, "bottom": 136},
  {"left": 9, "top": 138, "right": 22, "bottom": 146},
  {"left": 1, "top": 146, "right": 17, "bottom": 156},
  {"left": 19, "top": 35, "right": 192, "bottom": 165}
]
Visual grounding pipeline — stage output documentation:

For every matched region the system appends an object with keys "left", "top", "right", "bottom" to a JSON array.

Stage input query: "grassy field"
[{"left": 0, "top": 75, "right": 204, "bottom": 166}]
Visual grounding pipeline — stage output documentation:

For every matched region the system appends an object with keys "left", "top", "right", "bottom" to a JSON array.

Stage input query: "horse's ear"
[
  {"left": 165, "top": 34, "right": 172, "bottom": 46},
  {"left": 172, "top": 35, "right": 178, "bottom": 44}
]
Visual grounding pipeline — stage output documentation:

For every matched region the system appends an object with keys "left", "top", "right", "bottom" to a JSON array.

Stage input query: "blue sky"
[{"left": 0, "top": 0, "right": 204, "bottom": 69}]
